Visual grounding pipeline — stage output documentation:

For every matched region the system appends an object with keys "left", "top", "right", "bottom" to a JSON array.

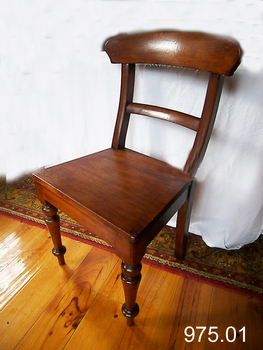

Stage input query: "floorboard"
[{"left": 0, "top": 215, "right": 262, "bottom": 350}]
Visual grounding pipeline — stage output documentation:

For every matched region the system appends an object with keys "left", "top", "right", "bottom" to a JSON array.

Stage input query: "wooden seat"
[{"left": 33, "top": 30, "right": 242, "bottom": 325}]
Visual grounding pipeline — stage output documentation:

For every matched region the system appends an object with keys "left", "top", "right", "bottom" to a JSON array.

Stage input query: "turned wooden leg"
[
  {"left": 121, "top": 262, "right": 142, "bottom": 326},
  {"left": 43, "top": 203, "right": 66, "bottom": 265},
  {"left": 175, "top": 180, "right": 197, "bottom": 260}
]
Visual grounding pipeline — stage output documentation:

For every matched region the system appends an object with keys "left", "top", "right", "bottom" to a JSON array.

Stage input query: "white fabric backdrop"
[{"left": 1, "top": 0, "right": 262, "bottom": 249}]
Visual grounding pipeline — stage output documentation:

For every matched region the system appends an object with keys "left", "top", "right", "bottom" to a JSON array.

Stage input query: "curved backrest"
[
  {"left": 105, "top": 31, "right": 241, "bottom": 76},
  {"left": 104, "top": 31, "right": 242, "bottom": 176}
]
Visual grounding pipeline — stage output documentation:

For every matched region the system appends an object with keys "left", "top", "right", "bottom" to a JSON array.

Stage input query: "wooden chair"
[{"left": 33, "top": 31, "right": 242, "bottom": 325}]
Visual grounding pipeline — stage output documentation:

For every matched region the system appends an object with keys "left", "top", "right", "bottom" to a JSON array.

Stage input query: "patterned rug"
[{"left": 0, "top": 175, "right": 263, "bottom": 299}]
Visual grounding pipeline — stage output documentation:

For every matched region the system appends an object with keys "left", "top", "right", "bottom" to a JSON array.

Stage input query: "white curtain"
[{"left": 1, "top": 0, "right": 262, "bottom": 249}]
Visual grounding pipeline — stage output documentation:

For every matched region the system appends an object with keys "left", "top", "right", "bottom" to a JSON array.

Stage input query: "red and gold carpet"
[{"left": 1, "top": 175, "right": 262, "bottom": 299}]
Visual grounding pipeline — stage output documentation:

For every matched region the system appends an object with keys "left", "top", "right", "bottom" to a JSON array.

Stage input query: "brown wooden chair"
[{"left": 33, "top": 31, "right": 242, "bottom": 325}]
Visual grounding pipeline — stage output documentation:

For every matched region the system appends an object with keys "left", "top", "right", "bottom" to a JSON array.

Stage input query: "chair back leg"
[{"left": 175, "top": 180, "right": 197, "bottom": 259}]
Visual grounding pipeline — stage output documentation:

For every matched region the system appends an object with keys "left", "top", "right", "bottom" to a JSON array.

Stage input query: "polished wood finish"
[
  {"left": 112, "top": 63, "right": 135, "bottom": 149},
  {"left": 1, "top": 216, "right": 262, "bottom": 349},
  {"left": 175, "top": 179, "right": 197, "bottom": 259},
  {"left": 32, "top": 30, "right": 242, "bottom": 325},
  {"left": 126, "top": 102, "right": 200, "bottom": 131},
  {"left": 43, "top": 204, "right": 66, "bottom": 265},
  {"left": 184, "top": 73, "right": 224, "bottom": 176},
  {"left": 104, "top": 31, "right": 242, "bottom": 76},
  {"left": 121, "top": 262, "right": 142, "bottom": 326}
]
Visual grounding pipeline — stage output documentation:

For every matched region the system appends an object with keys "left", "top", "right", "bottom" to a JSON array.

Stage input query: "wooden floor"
[{"left": 0, "top": 215, "right": 262, "bottom": 349}]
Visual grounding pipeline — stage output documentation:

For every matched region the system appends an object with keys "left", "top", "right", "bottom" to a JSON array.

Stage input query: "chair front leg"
[
  {"left": 43, "top": 203, "right": 66, "bottom": 265},
  {"left": 121, "top": 261, "right": 142, "bottom": 326}
]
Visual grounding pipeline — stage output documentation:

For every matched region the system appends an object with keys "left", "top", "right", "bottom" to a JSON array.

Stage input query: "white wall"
[{"left": 1, "top": 0, "right": 262, "bottom": 249}]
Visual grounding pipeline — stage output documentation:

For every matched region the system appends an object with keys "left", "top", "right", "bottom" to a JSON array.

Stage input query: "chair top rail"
[{"left": 104, "top": 30, "right": 242, "bottom": 76}]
